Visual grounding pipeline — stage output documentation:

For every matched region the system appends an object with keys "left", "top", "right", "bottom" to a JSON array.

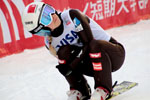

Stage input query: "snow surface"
[{"left": 0, "top": 19, "right": 150, "bottom": 100}]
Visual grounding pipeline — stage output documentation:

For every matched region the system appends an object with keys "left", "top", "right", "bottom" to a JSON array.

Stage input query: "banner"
[
  {"left": 0, "top": 0, "right": 150, "bottom": 58},
  {"left": 0, "top": 0, "right": 44, "bottom": 58}
]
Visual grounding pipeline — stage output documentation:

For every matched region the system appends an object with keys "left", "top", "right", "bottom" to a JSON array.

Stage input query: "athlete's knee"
[
  {"left": 89, "top": 40, "right": 99, "bottom": 52},
  {"left": 112, "top": 65, "right": 120, "bottom": 72},
  {"left": 89, "top": 39, "right": 105, "bottom": 52},
  {"left": 112, "top": 58, "right": 125, "bottom": 72}
]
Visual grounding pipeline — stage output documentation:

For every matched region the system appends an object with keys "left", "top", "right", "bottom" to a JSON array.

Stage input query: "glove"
[{"left": 56, "top": 64, "right": 72, "bottom": 76}]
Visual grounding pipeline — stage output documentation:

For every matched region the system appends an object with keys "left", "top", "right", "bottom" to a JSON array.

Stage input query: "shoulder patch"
[{"left": 73, "top": 17, "right": 83, "bottom": 32}]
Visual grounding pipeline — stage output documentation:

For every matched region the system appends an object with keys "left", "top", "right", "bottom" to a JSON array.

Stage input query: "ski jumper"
[{"left": 45, "top": 9, "right": 125, "bottom": 98}]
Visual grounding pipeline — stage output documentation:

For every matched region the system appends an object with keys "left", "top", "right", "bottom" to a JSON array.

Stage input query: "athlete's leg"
[
  {"left": 88, "top": 37, "right": 125, "bottom": 93},
  {"left": 56, "top": 45, "right": 91, "bottom": 98}
]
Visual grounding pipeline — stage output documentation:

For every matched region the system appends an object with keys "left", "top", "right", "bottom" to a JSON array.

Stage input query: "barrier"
[{"left": 0, "top": 0, "right": 150, "bottom": 58}]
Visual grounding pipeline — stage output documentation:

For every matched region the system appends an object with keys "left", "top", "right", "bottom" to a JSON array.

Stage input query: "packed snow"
[{"left": 0, "top": 19, "right": 150, "bottom": 100}]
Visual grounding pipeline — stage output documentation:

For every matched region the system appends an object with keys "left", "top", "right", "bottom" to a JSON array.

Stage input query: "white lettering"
[
  {"left": 130, "top": 0, "right": 137, "bottom": 12},
  {"left": 89, "top": 53, "right": 101, "bottom": 58},
  {"left": 90, "top": 0, "right": 104, "bottom": 20},
  {"left": 138, "top": 0, "right": 148, "bottom": 9},
  {"left": 117, "top": 0, "right": 129, "bottom": 15}
]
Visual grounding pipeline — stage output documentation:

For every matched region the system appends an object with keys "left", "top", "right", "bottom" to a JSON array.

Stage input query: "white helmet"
[{"left": 22, "top": 2, "right": 55, "bottom": 36}]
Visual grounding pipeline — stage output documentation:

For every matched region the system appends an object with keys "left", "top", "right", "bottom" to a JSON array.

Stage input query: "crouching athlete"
[{"left": 22, "top": 2, "right": 125, "bottom": 100}]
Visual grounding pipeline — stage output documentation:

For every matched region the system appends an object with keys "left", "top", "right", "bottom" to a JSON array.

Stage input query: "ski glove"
[{"left": 56, "top": 64, "right": 72, "bottom": 76}]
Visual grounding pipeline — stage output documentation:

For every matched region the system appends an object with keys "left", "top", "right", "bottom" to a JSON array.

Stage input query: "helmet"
[{"left": 22, "top": 2, "right": 55, "bottom": 36}]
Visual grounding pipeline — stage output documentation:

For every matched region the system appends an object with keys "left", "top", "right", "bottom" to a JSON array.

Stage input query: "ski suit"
[{"left": 45, "top": 9, "right": 125, "bottom": 98}]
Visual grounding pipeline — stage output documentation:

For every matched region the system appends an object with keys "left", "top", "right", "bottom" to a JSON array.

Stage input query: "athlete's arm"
[
  {"left": 67, "top": 9, "right": 94, "bottom": 69},
  {"left": 69, "top": 9, "right": 93, "bottom": 44}
]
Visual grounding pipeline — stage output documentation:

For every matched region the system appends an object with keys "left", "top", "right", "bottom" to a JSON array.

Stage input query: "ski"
[{"left": 108, "top": 81, "right": 138, "bottom": 99}]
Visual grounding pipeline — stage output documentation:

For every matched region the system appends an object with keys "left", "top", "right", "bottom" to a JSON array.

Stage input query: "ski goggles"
[
  {"left": 30, "top": 4, "right": 55, "bottom": 36},
  {"left": 40, "top": 4, "right": 55, "bottom": 26}
]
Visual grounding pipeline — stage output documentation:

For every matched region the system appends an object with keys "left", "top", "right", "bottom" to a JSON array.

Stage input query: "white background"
[{"left": 0, "top": 19, "right": 150, "bottom": 100}]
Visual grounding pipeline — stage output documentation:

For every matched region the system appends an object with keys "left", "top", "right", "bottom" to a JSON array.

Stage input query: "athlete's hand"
[{"left": 56, "top": 64, "right": 72, "bottom": 76}]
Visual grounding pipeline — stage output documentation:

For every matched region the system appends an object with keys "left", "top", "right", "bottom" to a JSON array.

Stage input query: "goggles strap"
[{"left": 30, "top": 24, "right": 44, "bottom": 34}]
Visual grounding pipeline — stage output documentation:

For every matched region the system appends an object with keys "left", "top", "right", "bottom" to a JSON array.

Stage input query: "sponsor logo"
[
  {"left": 25, "top": 21, "right": 33, "bottom": 25},
  {"left": 89, "top": 52, "right": 101, "bottom": 58},
  {"left": 73, "top": 17, "right": 83, "bottom": 32},
  {"left": 92, "top": 62, "right": 102, "bottom": 71},
  {"left": 56, "top": 30, "right": 79, "bottom": 49},
  {"left": 58, "top": 59, "right": 66, "bottom": 64}
]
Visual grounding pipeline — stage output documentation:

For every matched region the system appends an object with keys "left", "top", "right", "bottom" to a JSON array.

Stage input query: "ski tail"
[{"left": 107, "top": 81, "right": 138, "bottom": 100}]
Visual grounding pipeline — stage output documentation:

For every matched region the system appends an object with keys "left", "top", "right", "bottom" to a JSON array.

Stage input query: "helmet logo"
[
  {"left": 25, "top": 21, "right": 33, "bottom": 25},
  {"left": 27, "top": 4, "right": 36, "bottom": 13}
]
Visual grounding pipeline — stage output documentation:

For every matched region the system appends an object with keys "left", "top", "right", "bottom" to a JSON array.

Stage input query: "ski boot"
[
  {"left": 90, "top": 87, "right": 109, "bottom": 100},
  {"left": 67, "top": 89, "right": 84, "bottom": 100}
]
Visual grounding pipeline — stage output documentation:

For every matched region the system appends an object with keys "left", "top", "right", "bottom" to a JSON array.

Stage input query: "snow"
[{"left": 0, "top": 19, "right": 150, "bottom": 100}]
